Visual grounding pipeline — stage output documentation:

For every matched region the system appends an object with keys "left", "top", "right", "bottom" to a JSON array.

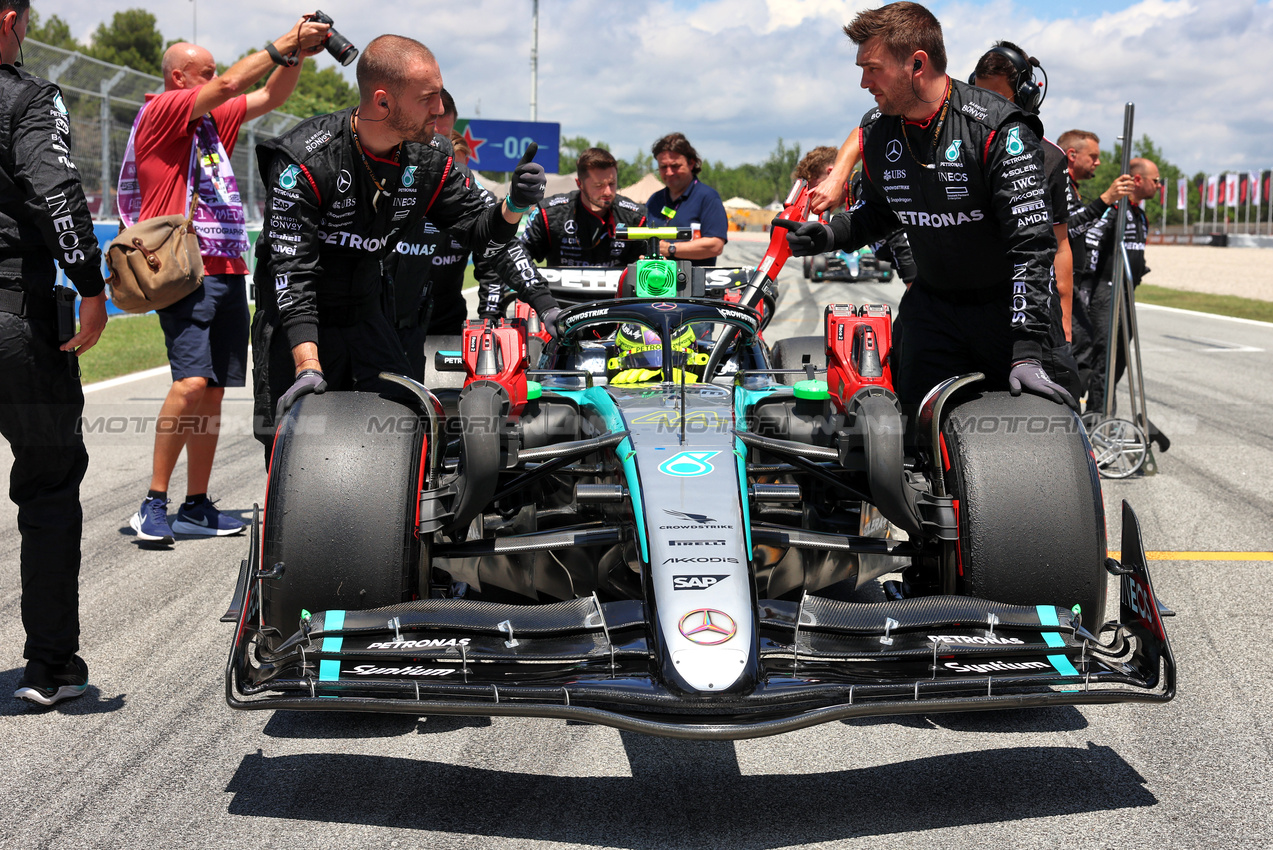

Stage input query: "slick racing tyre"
[
  {"left": 260, "top": 391, "right": 424, "bottom": 647},
  {"left": 770, "top": 336, "right": 827, "bottom": 386},
  {"left": 803, "top": 256, "right": 812, "bottom": 279},
  {"left": 941, "top": 391, "right": 1108, "bottom": 628},
  {"left": 810, "top": 254, "right": 828, "bottom": 281}
]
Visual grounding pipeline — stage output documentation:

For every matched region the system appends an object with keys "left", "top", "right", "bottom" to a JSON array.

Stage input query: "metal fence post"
[
  {"left": 245, "top": 120, "right": 259, "bottom": 222},
  {"left": 99, "top": 69, "right": 127, "bottom": 208}
]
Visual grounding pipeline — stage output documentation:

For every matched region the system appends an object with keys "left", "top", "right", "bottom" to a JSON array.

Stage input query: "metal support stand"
[{"left": 1092, "top": 102, "right": 1157, "bottom": 479}]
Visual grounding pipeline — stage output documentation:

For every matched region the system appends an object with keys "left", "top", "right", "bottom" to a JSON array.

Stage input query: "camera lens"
[{"left": 326, "top": 31, "right": 358, "bottom": 66}]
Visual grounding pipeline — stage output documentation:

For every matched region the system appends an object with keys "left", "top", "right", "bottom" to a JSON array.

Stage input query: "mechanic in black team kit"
[
  {"left": 0, "top": 0, "right": 108, "bottom": 705},
  {"left": 251, "top": 34, "right": 549, "bottom": 460},
  {"left": 778, "top": 2, "right": 1072, "bottom": 410},
  {"left": 481, "top": 147, "right": 646, "bottom": 319},
  {"left": 971, "top": 40, "right": 1081, "bottom": 401}
]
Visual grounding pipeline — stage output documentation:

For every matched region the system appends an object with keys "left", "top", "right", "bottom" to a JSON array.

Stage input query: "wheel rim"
[{"left": 1089, "top": 417, "right": 1148, "bottom": 479}]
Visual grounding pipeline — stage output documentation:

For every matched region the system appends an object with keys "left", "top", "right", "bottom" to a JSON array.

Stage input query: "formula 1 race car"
[
  {"left": 803, "top": 247, "right": 895, "bottom": 283},
  {"left": 223, "top": 181, "right": 1175, "bottom": 739}
]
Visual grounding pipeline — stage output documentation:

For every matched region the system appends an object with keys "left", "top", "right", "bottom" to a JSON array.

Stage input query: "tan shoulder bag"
[{"left": 106, "top": 179, "right": 204, "bottom": 313}]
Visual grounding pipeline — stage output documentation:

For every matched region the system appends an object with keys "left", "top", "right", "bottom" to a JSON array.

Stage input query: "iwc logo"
[{"left": 678, "top": 608, "right": 737, "bottom": 645}]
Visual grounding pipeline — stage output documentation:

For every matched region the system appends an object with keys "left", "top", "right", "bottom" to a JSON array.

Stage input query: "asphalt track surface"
[{"left": 2, "top": 238, "right": 1271, "bottom": 849}]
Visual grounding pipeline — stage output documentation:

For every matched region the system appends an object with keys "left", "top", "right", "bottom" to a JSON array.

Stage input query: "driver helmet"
[{"left": 607, "top": 323, "right": 707, "bottom": 384}]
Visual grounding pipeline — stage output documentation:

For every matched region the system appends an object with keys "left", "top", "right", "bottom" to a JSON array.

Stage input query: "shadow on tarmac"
[{"left": 224, "top": 735, "right": 1152, "bottom": 845}]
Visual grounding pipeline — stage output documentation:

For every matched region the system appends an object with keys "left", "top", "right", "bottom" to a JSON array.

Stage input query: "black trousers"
[
  {"left": 1082, "top": 278, "right": 1129, "bottom": 414},
  {"left": 893, "top": 283, "right": 1078, "bottom": 410},
  {"left": 252, "top": 304, "right": 413, "bottom": 465},
  {"left": 0, "top": 310, "right": 88, "bottom": 665}
]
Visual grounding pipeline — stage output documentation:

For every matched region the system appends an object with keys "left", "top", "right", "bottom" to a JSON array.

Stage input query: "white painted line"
[
  {"left": 1138, "top": 302, "right": 1273, "bottom": 328},
  {"left": 82, "top": 365, "right": 170, "bottom": 394}
]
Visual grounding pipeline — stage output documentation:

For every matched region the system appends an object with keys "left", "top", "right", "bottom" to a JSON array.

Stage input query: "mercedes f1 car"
[
  {"left": 803, "top": 246, "right": 895, "bottom": 283},
  {"left": 223, "top": 181, "right": 1175, "bottom": 740}
]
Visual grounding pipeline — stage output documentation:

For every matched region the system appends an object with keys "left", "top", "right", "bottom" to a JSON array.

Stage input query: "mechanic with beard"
[
  {"left": 0, "top": 0, "right": 108, "bottom": 705},
  {"left": 480, "top": 147, "right": 646, "bottom": 319},
  {"left": 251, "top": 35, "right": 548, "bottom": 461},
  {"left": 1057, "top": 128, "right": 1133, "bottom": 393},
  {"left": 777, "top": 2, "right": 1072, "bottom": 409},
  {"left": 971, "top": 40, "right": 1080, "bottom": 401}
]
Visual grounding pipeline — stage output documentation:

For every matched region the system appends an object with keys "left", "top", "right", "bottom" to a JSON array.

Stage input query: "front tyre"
[
  {"left": 941, "top": 391, "right": 1108, "bottom": 627},
  {"left": 260, "top": 392, "right": 425, "bottom": 647}
]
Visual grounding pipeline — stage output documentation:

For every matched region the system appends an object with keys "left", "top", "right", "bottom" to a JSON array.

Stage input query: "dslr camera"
[{"left": 308, "top": 10, "right": 358, "bottom": 66}]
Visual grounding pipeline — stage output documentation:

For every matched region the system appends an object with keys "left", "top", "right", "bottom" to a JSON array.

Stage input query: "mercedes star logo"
[
  {"left": 679, "top": 608, "right": 737, "bottom": 645},
  {"left": 885, "top": 139, "right": 903, "bottom": 163},
  {"left": 337, "top": 169, "right": 352, "bottom": 193}
]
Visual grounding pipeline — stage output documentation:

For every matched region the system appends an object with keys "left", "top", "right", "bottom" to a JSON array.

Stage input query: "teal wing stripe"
[
  {"left": 1035, "top": 604, "right": 1060, "bottom": 626},
  {"left": 319, "top": 609, "right": 346, "bottom": 682},
  {"left": 1047, "top": 654, "right": 1080, "bottom": 677}
]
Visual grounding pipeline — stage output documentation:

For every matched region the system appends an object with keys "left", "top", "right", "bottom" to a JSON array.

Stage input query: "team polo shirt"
[
  {"left": 645, "top": 178, "right": 729, "bottom": 267},
  {"left": 132, "top": 87, "right": 249, "bottom": 275}
]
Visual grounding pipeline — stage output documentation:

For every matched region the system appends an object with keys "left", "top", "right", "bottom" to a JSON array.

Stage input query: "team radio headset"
[{"left": 968, "top": 45, "right": 1047, "bottom": 115}]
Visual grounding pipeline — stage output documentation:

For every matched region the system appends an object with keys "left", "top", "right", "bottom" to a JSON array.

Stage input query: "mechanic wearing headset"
[
  {"left": 777, "top": 2, "right": 1073, "bottom": 410},
  {"left": 0, "top": 0, "right": 108, "bottom": 705},
  {"left": 251, "top": 34, "right": 548, "bottom": 461},
  {"left": 971, "top": 40, "right": 1081, "bottom": 403},
  {"left": 481, "top": 147, "right": 646, "bottom": 321}
]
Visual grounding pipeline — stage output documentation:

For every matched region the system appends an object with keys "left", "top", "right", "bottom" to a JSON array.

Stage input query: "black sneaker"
[{"left": 14, "top": 656, "right": 89, "bottom": 706}]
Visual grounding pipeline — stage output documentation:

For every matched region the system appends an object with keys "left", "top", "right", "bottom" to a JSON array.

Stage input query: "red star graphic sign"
[{"left": 460, "top": 125, "right": 486, "bottom": 165}]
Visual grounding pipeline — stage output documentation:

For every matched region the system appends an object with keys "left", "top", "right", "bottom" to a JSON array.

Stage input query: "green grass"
[
  {"left": 78, "top": 313, "right": 170, "bottom": 385},
  {"left": 1136, "top": 284, "right": 1273, "bottom": 324}
]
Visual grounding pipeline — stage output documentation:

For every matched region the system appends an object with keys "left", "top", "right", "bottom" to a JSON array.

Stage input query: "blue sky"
[{"left": 46, "top": 1, "right": 1273, "bottom": 174}]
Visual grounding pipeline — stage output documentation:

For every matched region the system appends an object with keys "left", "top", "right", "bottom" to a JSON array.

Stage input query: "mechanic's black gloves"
[
  {"left": 509, "top": 143, "right": 546, "bottom": 211},
  {"left": 772, "top": 218, "right": 834, "bottom": 257},
  {"left": 1008, "top": 360, "right": 1076, "bottom": 407},
  {"left": 538, "top": 306, "right": 562, "bottom": 338},
  {"left": 276, "top": 369, "right": 326, "bottom": 419}
]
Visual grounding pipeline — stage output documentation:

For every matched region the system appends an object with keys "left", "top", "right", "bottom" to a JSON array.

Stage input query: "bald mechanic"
[
  {"left": 777, "top": 2, "right": 1072, "bottom": 409},
  {"left": 251, "top": 35, "right": 547, "bottom": 460}
]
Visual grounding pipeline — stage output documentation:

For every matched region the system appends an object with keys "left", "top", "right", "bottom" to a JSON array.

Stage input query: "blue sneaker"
[
  {"left": 15, "top": 656, "right": 89, "bottom": 706},
  {"left": 130, "top": 496, "right": 174, "bottom": 543},
  {"left": 172, "top": 498, "right": 244, "bottom": 536}
]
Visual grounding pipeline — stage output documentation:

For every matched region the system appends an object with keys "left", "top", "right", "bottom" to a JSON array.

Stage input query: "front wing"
[{"left": 225, "top": 502, "right": 1174, "bottom": 740}]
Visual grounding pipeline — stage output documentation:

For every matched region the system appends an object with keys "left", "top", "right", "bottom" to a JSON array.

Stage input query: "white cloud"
[{"left": 42, "top": 0, "right": 1273, "bottom": 173}]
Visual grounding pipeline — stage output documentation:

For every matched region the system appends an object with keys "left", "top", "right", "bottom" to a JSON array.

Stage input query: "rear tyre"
[
  {"left": 810, "top": 254, "right": 828, "bottom": 281},
  {"left": 770, "top": 336, "right": 826, "bottom": 386},
  {"left": 802, "top": 256, "right": 812, "bottom": 279},
  {"left": 941, "top": 391, "right": 1107, "bottom": 627},
  {"left": 260, "top": 392, "right": 424, "bottom": 646}
]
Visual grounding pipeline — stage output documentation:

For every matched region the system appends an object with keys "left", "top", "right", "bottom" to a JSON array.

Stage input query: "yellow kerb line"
[{"left": 1108, "top": 551, "right": 1273, "bottom": 561}]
